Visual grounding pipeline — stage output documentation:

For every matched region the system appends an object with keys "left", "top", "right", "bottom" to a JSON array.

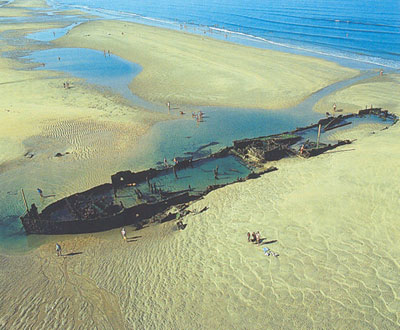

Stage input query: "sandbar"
[
  {"left": 0, "top": 15, "right": 169, "bottom": 197},
  {"left": 56, "top": 20, "right": 358, "bottom": 109}
]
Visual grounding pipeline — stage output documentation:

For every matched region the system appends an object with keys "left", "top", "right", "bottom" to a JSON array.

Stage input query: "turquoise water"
[
  {"left": 27, "top": 22, "right": 80, "bottom": 41},
  {"left": 126, "top": 72, "right": 382, "bottom": 169},
  {"left": 116, "top": 156, "right": 251, "bottom": 209},
  {"left": 24, "top": 48, "right": 170, "bottom": 112},
  {"left": 25, "top": 48, "right": 140, "bottom": 101},
  {"left": 24, "top": 47, "right": 383, "bottom": 171}
]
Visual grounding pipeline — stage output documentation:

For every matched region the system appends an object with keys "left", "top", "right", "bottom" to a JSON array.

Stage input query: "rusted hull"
[
  {"left": 19, "top": 107, "right": 397, "bottom": 235},
  {"left": 20, "top": 210, "right": 130, "bottom": 235},
  {"left": 20, "top": 192, "right": 196, "bottom": 235}
]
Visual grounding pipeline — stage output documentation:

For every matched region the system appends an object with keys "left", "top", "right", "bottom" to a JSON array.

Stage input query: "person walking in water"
[
  {"left": 56, "top": 243, "right": 62, "bottom": 256},
  {"left": 37, "top": 188, "right": 43, "bottom": 198},
  {"left": 213, "top": 165, "right": 219, "bottom": 180},
  {"left": 121, "top": 227, "right": 127, "bottom": 242}
]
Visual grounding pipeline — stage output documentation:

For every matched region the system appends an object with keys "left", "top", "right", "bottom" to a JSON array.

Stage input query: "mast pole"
[
  {"left": 317, "top": 124, "right": 322, "bottom": 148},
  {"left": 21, "top": 188, "right": 29, "bottom": 213}
]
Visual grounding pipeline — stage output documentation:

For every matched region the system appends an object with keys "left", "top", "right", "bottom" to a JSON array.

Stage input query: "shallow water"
[
  {"left": 126, "top": 71, "right": 384, "bottom": 168},
  {"left": 116, "top": 155, "right": 251, "bottom": 209},
  {"left": 27, "top": 22, "right": 80, "bottom": 41},
  {"left": 0, "top": 42, "right": 393, "bottom": 252},
  {"left": 23, "top": 45, "right": 386, "bottom": 169}
]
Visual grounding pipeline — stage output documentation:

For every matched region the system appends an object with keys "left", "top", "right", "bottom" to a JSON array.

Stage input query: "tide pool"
[
  {"left": 24, "top": 46, "right": 383, "bottom": 170},
  {"left": 27, "top": 22, "right": 80, "bottom": 41}
]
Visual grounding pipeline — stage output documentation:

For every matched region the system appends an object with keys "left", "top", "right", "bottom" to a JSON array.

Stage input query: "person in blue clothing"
[
  {"left": 56, "top": 243, "right": 62, "bottom": 257},
  {"left": 37, "top": 188, "right": 43, "bottom": 197}
]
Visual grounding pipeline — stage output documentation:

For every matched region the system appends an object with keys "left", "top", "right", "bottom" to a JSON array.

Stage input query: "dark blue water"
[{"left": 47, "top": 0, "right": 400, "bottom": 68}]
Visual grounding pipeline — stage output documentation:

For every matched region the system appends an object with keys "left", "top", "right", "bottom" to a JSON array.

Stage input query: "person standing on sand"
[
  {"left": 37, "top": 188, "right": 43, "bottom": 198},
  {"left": 256, "top": 231, "right": 261, "bottom": 245},
  {"left": 247, "top": 232, "right": 251, "bottom": 242},
  {"left": 56, "top": 243, "right": 62, "bottom": 256},
  {"left": 121, "top": 227, "right": 127, "bottom": 242}
]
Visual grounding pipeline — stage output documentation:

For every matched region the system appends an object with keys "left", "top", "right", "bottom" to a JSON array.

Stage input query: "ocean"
[{"left": 49, "top": 0, "right": 400, "bottom": 69}]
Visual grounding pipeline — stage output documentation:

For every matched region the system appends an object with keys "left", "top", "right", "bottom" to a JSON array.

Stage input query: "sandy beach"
[
  {"left": 1, "top": 0, "right": 400, "bottom": 329},
  {"left": 0, "top": 7, "right": 169, "bottom": 195},
  {"left": 55, "top": 20, "right": 358, "bottom": 109},
  {"left": 0, "top": 3, "right": 358, "bottom": 209},
  {"left": 2, "top": 73, "right": 399, "bottom": 329}
]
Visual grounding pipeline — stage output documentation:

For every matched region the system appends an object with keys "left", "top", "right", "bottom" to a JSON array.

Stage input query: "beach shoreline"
[
  {"left": 1, "top": 0, "right": 400, "bottom": 329},
  {"left": 55, "top": 19, "right": 359, "bottom": 110}
]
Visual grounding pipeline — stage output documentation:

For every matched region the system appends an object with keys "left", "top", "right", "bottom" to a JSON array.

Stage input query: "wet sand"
[
  {"left": 55, "top": 20, "right": 358, "bottom": 109},
  {"left": 1, "top": 1, "right": 399, "bottom": 328},
  {"left": 5, "top": 0, "right": 49, "bottom": 8},
  {"left": 0, "top": 12, "right": 169, "bottom": 189}
]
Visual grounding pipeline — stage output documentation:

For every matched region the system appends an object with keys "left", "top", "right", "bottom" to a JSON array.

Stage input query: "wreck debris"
[{"left": 20, "top": 108, "right": 397, "bottom": 235}]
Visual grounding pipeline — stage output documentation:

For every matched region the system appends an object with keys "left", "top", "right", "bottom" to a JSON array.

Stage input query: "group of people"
[
  {"left": 192, "top": 111, "right": 204, "bottom": 122},
  {"left": 165, "top": 101, "right": 204, "bottom": 122},
  {"left": 63, "top": 82, "right": 70, "bottom": 89},
  {"left": 247, "top": 231, "right": 261, "bottom": 245}
]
